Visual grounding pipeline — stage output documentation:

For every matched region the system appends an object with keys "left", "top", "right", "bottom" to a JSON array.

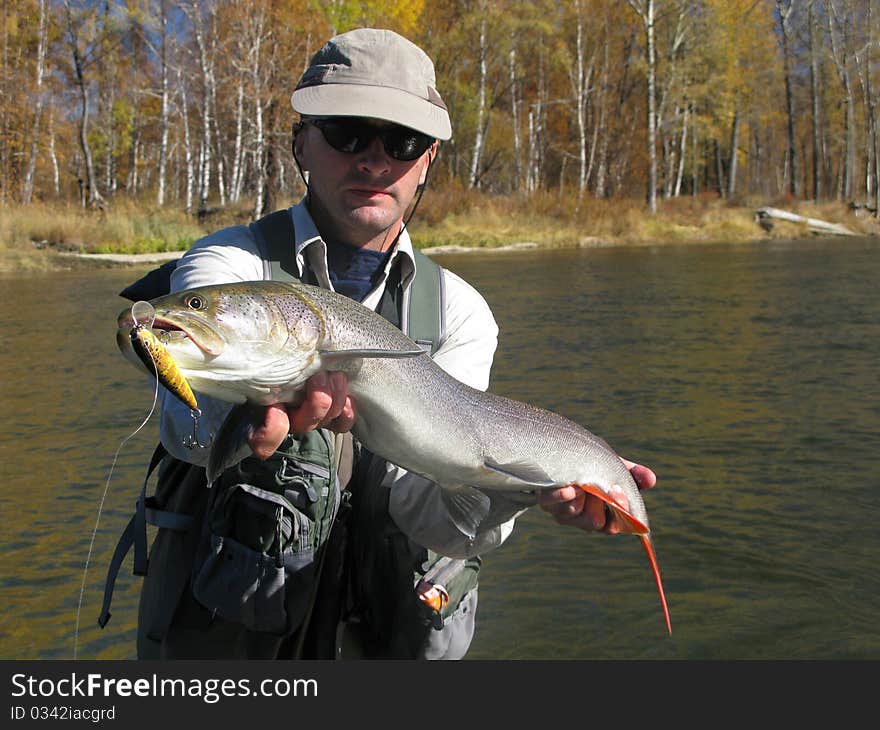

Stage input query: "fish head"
[{"left": 117, "top": 282, "right": 326, "bottom": 404}]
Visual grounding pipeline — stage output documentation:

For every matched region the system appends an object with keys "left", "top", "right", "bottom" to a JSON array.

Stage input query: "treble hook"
[{"left": 182, "top": 407, "right": 213, "bottom": 449}]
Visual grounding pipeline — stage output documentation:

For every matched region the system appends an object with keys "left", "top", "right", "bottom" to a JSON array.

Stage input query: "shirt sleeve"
[
  {"left": 158, "top": 227, "right": 264, "bottom": 465},
  {"left": 387, "top": 268, "right": 530, "bottom": 558}
]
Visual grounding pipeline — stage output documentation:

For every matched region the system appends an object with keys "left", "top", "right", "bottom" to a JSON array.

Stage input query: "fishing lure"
[{"left": 129, "top": 324, "right": 198, "bottom": 411}]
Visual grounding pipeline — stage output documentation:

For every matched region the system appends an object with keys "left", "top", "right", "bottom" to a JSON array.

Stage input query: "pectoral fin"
[
  {"left": 206, "top": 403, "right": 264, "bottom": 485},
  {"left": 319, "top": 348, "right": 424, "bottom": 367},
  {"left": 440, "top": 486, "right": 492, "bottom": 540},
  {"left": 483, "top": 458, "right": 556, "bottom": 488}
]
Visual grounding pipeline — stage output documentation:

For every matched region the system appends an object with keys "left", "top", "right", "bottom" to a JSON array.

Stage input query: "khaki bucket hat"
[{"left": 291, "top": 28, "right": 451, "bottom": 141}]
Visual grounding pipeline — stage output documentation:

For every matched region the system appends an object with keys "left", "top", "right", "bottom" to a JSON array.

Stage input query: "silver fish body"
[{"left": 117, "top": 280, "right": 671, "bottom": 633}]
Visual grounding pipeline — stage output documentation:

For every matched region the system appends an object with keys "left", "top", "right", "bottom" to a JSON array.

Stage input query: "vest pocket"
[
  {"left": 193, "top": 533, "right": 288, "bottom": 635},
  {"left": 191, "top": 469, "right": 338, "bottom": 635},
  {"left": 191, "top": 484, "right": 301, "bottom": 634}
]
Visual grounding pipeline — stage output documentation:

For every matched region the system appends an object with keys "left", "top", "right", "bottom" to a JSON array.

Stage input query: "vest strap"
[
  {"left": 97, "top": 445, "right": 196, "bottom": 627},
  {"left": 249, "top": 209, "right": 298, "bottom": 281}
]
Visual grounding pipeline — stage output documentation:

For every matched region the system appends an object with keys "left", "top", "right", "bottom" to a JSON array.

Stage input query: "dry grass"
[
  {"left": 1, "top": 192, "right": 877, "bottom": 273},
  {"left": 0, "top": 200, "right": 206, "bottom": 255}
]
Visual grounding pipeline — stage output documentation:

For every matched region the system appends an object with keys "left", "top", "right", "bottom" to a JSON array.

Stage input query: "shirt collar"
[{"left": 290, "top": 198, "right": 418, "bottom": 295}]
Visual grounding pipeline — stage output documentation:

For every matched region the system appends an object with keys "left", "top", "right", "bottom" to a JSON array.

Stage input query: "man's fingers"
[
  {"left": 290, "top": 371, "right": 355, "bottom": 434},
  {"left": 326, "top": 397, "right": 357, "bottom": 433},
  {"left": 538, "top": 486, "right": 607, "bottom": 531},
  {"left": 621, "top": 458, "right": 657, "bottom": 491},
  {"left": 536, "top": 484, "right": 581, "bottom": 508},
  {"left": 324, "top": 371, "right": 349, "bottom": 422},
  {"left": 249, "top": 403, "right": 291, "bottom": 459}
]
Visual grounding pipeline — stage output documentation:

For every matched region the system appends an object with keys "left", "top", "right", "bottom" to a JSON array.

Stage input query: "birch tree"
[
  {"left": 566, "top": 0, "right": 595, "bottom": 197},
  {"left": 468, "top": 14, "right": 488, "bottom": 189},
  {"left": 626, "top": 0, "right": 659, "bottom": 212},
  {"left": 182, "top": 0, "right": 218, "bottom": 215},
  {"left": 807, "top": 0, "right": 823, "bottom": 201},
  {"left": 776, "top": 0, "right": 800, "bottom": 197},
  {"left": 827, "top": 0, "right": 857, "bottom": 201},
  {"left": 60, "top": 0, "right": 127, "bottom": 208},
  {"left": 178, "top": 67, "right": 195, "bottom": 213},
  {"left": 137, "top": 0, "right": 174, "bottom": 206},
  {"left": 22, "top": 0, "right": 48, "bottom": 204},
  {"left": 855, "top": 0, "right": 878, "bottom": 213}
]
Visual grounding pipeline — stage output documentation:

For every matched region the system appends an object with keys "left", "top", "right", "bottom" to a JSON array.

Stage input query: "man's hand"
[
  {"left": 248, "top": 371, "right": 356, "bottom": 459},
  {"left": 536, "top": 459, "right": 657, "bottom": 535}
]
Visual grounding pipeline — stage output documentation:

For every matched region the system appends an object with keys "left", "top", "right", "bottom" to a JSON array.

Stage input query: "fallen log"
[{"left": 754, "top": 206, "right": 859, "bottom": 236}]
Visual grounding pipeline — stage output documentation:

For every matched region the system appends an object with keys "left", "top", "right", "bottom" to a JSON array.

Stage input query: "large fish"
[{"left": 117, "top": 280, "right": 671, "bottom": 634}]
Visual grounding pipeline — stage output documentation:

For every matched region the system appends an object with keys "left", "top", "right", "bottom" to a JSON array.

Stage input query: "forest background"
[{"left": 2, "top": 0, "right": 879, "bottom": 272}]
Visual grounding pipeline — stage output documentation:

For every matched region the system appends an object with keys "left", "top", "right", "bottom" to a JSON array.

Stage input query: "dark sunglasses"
[{"left": 307, "top": 117, "right": 435, "bottom": 161}]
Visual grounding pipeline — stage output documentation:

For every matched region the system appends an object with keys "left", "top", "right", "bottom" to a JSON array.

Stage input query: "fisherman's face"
[{"left": 295, "top": 117, "right": 435, "bottom": 250}]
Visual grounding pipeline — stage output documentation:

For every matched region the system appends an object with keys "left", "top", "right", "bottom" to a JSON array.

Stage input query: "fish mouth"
[
  {"left": 149, "top": 313, "right": 227, "bottom": 357},
  {"left": 117, "top": 304, "right": 227, "bottom": 357}
]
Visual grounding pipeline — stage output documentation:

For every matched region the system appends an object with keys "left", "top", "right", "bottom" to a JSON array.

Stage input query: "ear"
[
  {"left": 418, "top": 141, "right": 438, "bottom": 185},
  {"left": 293, "top": 124, "right": 309, "bottom": 169}
]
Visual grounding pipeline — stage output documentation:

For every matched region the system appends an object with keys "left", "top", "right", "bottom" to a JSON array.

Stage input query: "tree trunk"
[
  {"left": 468, "top": 16, "right": 488, "bottom": 190},
  {"left": 527, "top": 40, "right": 547, "bottom": 194},
  {"left": 777, "top": 0, "right": 799, "bottom": 197},
  {"left": 595, "top": 16, "right": 610, "bottom": 198},
  {"left": 22, "top": 0, "right": 48, "bottom": 204},
  {"left": 156, "top": 0, "right": 170, "bottom": 206},
  {"left": 727, "top": 106, "right": 740, "bottom": 198},
  {"left": 188, "top": 3, "right": 215, "bottom": 215},
  {"left": 63, "top": 0, "right": 105, "bottom": 209},
  {"left": 262, "top": 98, "right": 279, "bottom": 216},
  {"left": 48, "top": 98, "right": 60, "bottom": 197},
  {"left": 571, "top": 0, "right": 594, "bottom": 197},
  {"left": 645, "top": 0, "right": 658, "bottom": 211},
  {"left": 73, "top": 56, "right": 102, "bottom": 207},
  {"left": 827, "top": 0, "right": 856, "bottom": 201},
  {"left": 867, "top": 0, "right": 879, "bottom": 215},
  {"left": 509, "top": 44, "right": 522, "bottom": 192},
  {"left": 231, "top": 74, "right": 245, "bottom": 202},
  {"left": 809, "top": 0, "right": 822, "bottom": 201},
  {"left": 626, "top": 0, "right": 658, "bottom": 212},
  {"left": 674, "top": 102, "right": 688, "bottom": 197},
  {"left": 179, "top": 67, "right": 194, "bottom": 214},
  {"left": 250, "top": 9, "right": 266, "bottom": 221},
  {"left": 691, "top": 108, "right": 698, "bottom": 196}
]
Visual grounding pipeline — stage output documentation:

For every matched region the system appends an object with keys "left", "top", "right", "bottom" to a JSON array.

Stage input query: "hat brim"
[{"left": 291, "top": 84, "right": 451, "bottom": 141}]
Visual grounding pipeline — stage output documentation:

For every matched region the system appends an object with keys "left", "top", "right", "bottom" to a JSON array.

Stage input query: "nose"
[{"left": 356, "top": 135, "right": 392, "bottom": 174}]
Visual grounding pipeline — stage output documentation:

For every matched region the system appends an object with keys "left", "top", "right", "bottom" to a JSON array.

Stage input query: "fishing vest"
[{"left": 101, "top": 209, "right": 480, "bottom": 659}]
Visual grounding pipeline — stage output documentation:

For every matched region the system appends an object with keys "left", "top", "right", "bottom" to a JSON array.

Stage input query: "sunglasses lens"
[
  {"left": 381, "top": 128, "right": 433, "bottom": 161},
  {"left": 318, "top": 121, "right": 366, "bottom": 153},
  {"left": 313, "top": 119, "right": 433, "bottom": 161}
]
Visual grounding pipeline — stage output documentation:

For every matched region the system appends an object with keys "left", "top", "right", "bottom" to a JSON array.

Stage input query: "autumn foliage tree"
[{"left": 2, "top": 0, "right": 879, "bottom": 216}]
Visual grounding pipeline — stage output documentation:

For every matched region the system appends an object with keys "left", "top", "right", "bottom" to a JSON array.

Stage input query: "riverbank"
[{"left": 2, "top": 194, "right": 877, "bottom": 274}]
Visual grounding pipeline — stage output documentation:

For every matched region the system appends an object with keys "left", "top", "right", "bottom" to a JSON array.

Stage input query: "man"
[{"left": 136, "top": 28, "right": 655, "bottom": 660}]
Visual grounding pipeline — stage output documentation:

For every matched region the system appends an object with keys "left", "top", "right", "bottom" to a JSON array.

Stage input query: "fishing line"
[{"left": 73, "top": 317, "right": 160, "bottom": 660}]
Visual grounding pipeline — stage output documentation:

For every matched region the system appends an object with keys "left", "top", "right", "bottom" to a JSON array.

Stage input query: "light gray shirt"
[{"left": 159, "top": 200, "right": 526, "bottom": 557}]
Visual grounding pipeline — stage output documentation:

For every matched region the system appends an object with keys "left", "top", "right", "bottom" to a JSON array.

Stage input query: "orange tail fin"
[
  {"left": 577, "top": 484, "right": 672, "bottom": 635},
  {"left": 639, "top": 534, "right": 672, "bottom": 635}
]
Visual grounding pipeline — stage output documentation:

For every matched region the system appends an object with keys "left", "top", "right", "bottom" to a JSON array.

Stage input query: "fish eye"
[{"left": 185, "top": 295, "right": 206, "bottom": 310}]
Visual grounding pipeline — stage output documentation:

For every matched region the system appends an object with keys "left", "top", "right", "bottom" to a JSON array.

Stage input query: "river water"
[{"left": 1, "top": 237, "right": 878, "bottom": 660}]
